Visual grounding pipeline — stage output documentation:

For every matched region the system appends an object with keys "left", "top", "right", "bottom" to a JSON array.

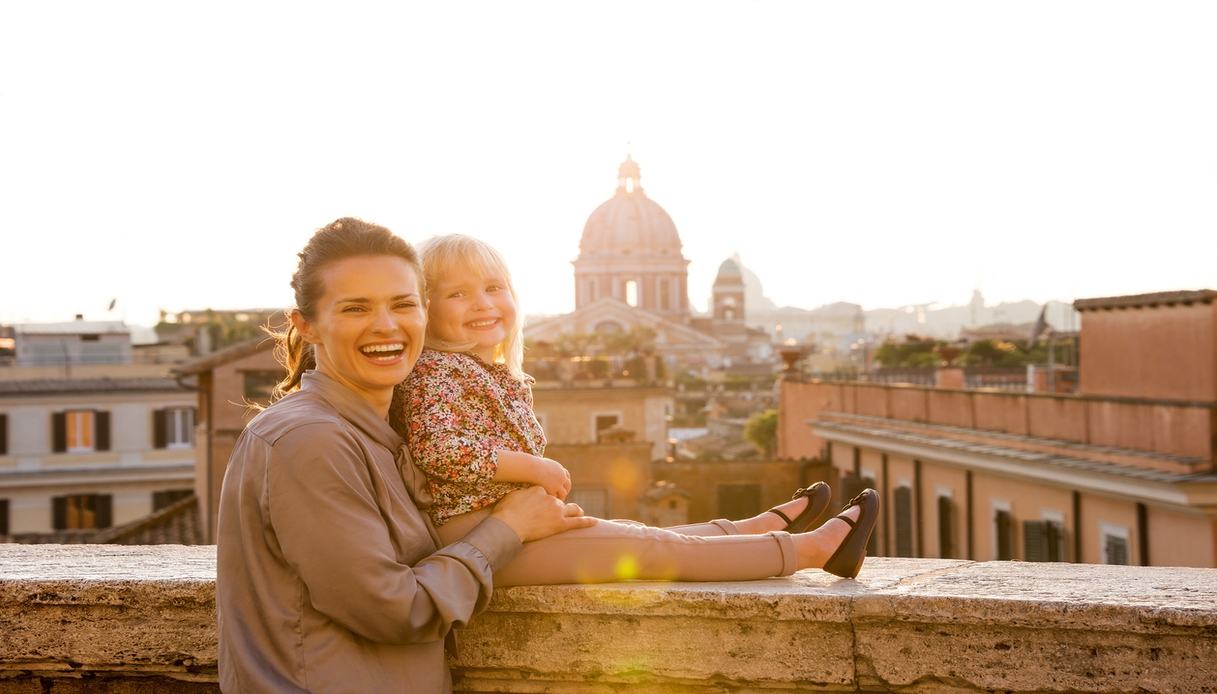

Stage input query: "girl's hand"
[
  {"left": 493, "top": 450, "right": 573, "bottom": 499},
  {"left": 532, "top": 457, "right": 572, "bottom": 500}
]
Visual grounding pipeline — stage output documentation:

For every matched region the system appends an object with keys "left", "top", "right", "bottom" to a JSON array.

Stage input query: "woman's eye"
[
  {"left": 395, "top": 301, "right": 418, "bottom": 310},
  {"left": 342, "top": 305, "right": 366, "bottom": 313}
]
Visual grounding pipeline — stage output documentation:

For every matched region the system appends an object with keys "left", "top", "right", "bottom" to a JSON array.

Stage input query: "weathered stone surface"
[{"left": 2, "top": 546, "right": 1216, "bottom": 692}]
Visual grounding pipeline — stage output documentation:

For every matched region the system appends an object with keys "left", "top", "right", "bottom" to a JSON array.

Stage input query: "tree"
[{"left": 744, "top": 408, "right": 779, "bottom": 459}]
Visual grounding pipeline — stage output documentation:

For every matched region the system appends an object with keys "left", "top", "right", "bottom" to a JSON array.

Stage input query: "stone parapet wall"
[{"left": 2, "top": 546, "right": 1216, "bottom": 693}]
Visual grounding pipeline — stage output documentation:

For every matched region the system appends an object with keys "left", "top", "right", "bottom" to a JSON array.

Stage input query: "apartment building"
[
  {"left": 779, "top": 290, "right": 1217, "bottom": 568},
  {"left": 0, "top": 319, "right": 197, "bottom": 540}
]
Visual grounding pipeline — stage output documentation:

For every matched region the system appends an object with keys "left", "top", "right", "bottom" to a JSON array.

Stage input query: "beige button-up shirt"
[{"left": 217, "top": 371, "right": 522, "bottom": 693}]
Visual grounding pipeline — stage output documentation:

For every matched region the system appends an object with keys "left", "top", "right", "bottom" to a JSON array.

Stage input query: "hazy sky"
[{"left": 2, "top": 1, "right": 1214, "bottom": 327}]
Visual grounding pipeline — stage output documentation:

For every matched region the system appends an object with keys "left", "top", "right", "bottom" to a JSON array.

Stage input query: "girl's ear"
[{"left": 290, "top": 309, "right": 320, "bottom": 345}]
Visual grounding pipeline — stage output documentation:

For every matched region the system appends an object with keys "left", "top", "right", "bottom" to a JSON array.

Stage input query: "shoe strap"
[
  {"left": 834, "top": 514, "right": 857, "bottom": 528},
  {"left": 767, "top": 508, "right": 794, "bottom": 525}
]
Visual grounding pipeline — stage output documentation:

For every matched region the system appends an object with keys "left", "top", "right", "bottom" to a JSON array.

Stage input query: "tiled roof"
[
  {"left": 813, "top": 414, "right": 1217, "bottom": 484},
  {"left": 0, "top": 377, "right": 188, "bottom": 395},
  {"left": 5, "top": 495, "right": 205, "bottom": 546},
  {"left": 1074, "top": 289, "right": 1216, "bottom": 312},
  {"left": 173, "top": 336, "right": 276, "bottom": 375}
]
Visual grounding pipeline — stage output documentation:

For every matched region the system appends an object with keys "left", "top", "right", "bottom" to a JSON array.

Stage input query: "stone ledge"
[{"left": 2, "top": 546, "right": 1216, "bottom": 693}]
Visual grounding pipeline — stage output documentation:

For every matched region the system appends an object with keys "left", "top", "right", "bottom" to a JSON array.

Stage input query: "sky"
[{"left": 2, "top": 1, "right": 1214, "bottom": 327}]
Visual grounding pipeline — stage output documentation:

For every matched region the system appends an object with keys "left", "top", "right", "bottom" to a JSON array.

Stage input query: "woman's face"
[{"left": 294, "top": 255, "right": 426, "bottom": 408}]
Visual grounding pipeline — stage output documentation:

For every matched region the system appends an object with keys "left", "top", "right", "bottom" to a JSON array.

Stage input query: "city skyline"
[{"left": 2, "top": 1, "right": 1215, "bottom": 327}]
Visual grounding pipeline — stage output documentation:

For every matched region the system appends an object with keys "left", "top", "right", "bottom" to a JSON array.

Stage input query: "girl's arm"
[{"left": 493, "top": 450, "right": 571, "bottom": 500}]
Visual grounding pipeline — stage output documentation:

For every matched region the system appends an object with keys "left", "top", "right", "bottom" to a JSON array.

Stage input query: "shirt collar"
[
  {"left": 300, "top": 370, "right": 434, "bottom": 510},
  {"left": 300, "top": 370, "right": 401, "bottom": 452}
]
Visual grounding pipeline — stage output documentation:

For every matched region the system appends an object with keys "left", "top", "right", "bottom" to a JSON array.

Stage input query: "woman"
[{"left": 215, "top": 218, "right": 594, "bottom": 693}]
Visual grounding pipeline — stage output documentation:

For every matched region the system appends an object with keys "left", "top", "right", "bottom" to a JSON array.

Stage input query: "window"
[
  {"left": 718, "top": 484, "right": 761, "bottom": 520},
  {"left": 995, "top": 509, "right": 1015, "bottom": 560},
  {"left": 154, "top": 407, "right": 195, "bottom": 448},
  {"left": 1101, "top": 523, "right": 1130, "bottom": 565},
  {"left": 243, "top": 371, "right": 281, "bottom": 404},
  {"left": 938, "top": 495, "right": 955, "bottom": 559},
  {"left": 894, "top": 487, "right": 914, "bottom": 557},
  {"left": 0, "top": 498, "right": 9, "bottom": 536},
  {"left": 625, "top": 280, "right": 638, "bottom": 307},
  {"left": 52, "top": 494, "right": 113, "bottom": 530},
  {"left": 52, "top": 410, "right": 110, "bottom": 453},
  {"left": 1023, "top": 519, "right": 1065, "bottom": 562},
  {"left": 152, "top": 489, "right": 193, "bottom": 511},
  {"left": 593, "top": 413, "right": 621, "bottom": 442},
  {"left": 0, "top": 413, "right": 7, "bottom": 455},
  {"left": 568, "top": 488, "right": 607, "bottom": 518}
]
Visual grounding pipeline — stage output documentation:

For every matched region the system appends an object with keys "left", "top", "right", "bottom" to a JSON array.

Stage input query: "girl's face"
[
  {"left": 292, "top": 255, "right": 427, "bottom": 412},
  {"left": 428, "top": 264, "right": 517, "bottom": 362}
]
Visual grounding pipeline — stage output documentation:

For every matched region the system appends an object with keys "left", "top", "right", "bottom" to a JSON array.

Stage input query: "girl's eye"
[
  {"left": 486, "top": 284, "right": 502, "bottom": 292},
  {"left": 447, "top": 291, "right": 464, "bottom": 299}
]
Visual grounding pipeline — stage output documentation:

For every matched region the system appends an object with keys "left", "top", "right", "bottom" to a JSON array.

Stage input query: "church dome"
[
  {"left": 716, "top": 258, "right": 741, "bottom": 278},
  {"left": 579, "top": 156, "right": 684, "bottom": 257}
]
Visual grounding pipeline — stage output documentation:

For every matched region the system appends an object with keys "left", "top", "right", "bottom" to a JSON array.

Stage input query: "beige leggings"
[{"left": 437, "top": 510, "right": 798, "bottom": 585}]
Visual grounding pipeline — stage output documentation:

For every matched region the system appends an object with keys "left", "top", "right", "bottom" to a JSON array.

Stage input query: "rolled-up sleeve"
[{"left": 266, "top": 424, "right": 521, "bottom": 645}]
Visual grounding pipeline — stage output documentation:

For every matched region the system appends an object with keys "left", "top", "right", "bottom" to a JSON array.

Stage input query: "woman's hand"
[
  {"left": 494, "top": 451, "right": 572, "bottom": 500},
  {"left": 492, "top": 486, "right": 596, "bottom": 542}
]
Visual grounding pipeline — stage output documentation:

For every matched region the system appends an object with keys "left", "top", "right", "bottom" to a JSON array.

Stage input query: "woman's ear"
[{"left": 290, "top": 309, "right": 320, "bottom": 345}]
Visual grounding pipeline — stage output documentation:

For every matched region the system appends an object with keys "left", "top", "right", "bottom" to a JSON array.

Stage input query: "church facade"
[{"left": 526, "top": 157, "right": 772, "bottom": 368}]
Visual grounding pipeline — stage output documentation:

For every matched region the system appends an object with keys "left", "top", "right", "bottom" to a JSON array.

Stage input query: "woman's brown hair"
[{"left": 270, "top": 217, "right": 423, "bottom": 400}]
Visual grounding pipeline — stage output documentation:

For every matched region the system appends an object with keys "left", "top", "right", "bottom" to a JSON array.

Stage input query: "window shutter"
[
  {"left": 95, "top": 494, "right": 113, "bottom": 529},
  {"left": 52, "top": 496, "right": 67, "bottom": 530},
  {"left": 938, "top": 496, "right": 954, "bottom": 559},
  {"left": 862, "top": 477, "right": 878, "bottom": 556},
  {"left": 842, "top": 473, "right": 864, "bottom": 504},
  {"left": 0, "top": 413, "right": 7, "bottom": 455},
  {"left": 52, "top": 412, "right": 67, "bottom": 453},
  {"left": 995, "top": 510, "right": 1013, "bottom": 560},
  {"left": 1045, "top": 521, "right": 1063, "bottom": 562},
  {"left": 95, "top": 411, "right": 111, "bottom": 451},
  {"left": 1024, "top": 521, "right": 1046, "bottom": 562},
  {"left": 894, "top": 487, "right": 913, "bottom": 557},
  {"left": 153, "top": 409, "right": 167, "bottom": 449},
  {"left": 1105, "top": 536, "right": 1129, "bottom": 565},
  {"left": 0, "top": 498, "right": 9, "bottom": 536}
]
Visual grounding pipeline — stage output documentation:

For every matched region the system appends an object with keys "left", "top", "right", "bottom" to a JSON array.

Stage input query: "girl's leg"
[
  {"left": 662, "top": 494, "right": 817, "bottom": 537},
  {"left": 438, "top": 509, "right": 797, "bottom": 586}
]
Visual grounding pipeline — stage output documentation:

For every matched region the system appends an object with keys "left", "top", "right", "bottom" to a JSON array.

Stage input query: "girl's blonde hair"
[{"left": 417, "top": 234, "right": 526, "bottom": 381}]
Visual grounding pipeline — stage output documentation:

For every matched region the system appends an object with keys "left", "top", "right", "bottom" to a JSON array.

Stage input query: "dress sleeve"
[
  {"left": 265, "top": 423, "right": 522, "bottom": 644},
  {"left": 402, "top": 356, "right": 502, "bottom": 485}
]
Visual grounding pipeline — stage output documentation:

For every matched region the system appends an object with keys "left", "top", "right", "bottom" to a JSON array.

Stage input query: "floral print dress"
[{"left": 395, "top": 349, "right": 546, "bottom": 526}]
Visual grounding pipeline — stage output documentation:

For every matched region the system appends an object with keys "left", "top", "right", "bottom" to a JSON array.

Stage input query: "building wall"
[
  {"left": 1, "top": 389, "right": 195, "bottom": 535},
  {"left": 651, "top": 458, "right": 830, "bottom": 525},
  {"left": 534, "top": 386, "right": 675, "bottom": 461},
  {"left": 1147, "top": 505, "right": 1215, "bottom": 568},
  {"left": 919, "top": 462, "right": 968, "bottom": 559},
  {"left": 1079, "top": 300, "right": 1217, "bottom": 402},
  {"left": 1077, "top": 492, "right": 1140, "bottom": 565},
  {"left": 546, "top": 442, "right": 652, "bottom": 521}
]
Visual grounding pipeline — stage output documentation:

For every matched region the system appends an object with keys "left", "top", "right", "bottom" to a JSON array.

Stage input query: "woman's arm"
[{"left": 265, "top": 424, "right": 514, "bottom": 644}]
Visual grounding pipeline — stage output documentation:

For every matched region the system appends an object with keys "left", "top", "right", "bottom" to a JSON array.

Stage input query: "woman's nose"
[{"left": 371, "top": 306, "right": 397, "bottom": 331}]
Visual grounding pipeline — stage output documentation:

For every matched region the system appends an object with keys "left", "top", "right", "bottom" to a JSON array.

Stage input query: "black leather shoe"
[
  {"left": 765, "top": 481, "right": 831, "bottom": 534},
  {"left": 822, "top": 489, "right": 880, "bottom": 579}
]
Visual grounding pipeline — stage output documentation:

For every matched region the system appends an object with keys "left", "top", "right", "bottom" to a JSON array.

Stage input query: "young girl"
[{"left": 396, "top": 234, "right": 879, "bottom": 583}]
